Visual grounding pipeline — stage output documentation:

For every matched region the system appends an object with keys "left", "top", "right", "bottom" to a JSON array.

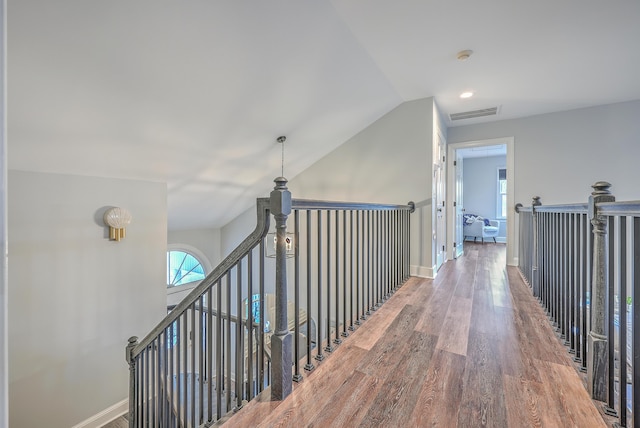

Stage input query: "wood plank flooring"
[{"left": 218, "top": 243, "right": 612, "bottom": 427}]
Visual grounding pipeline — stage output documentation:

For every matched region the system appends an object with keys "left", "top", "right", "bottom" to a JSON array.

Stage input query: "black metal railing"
[
  {"left": 126, "top": 179, "right": 414, "bottom": 427},
  {"left": 516, "top": 182, "right": 640, "bottom": 426}
]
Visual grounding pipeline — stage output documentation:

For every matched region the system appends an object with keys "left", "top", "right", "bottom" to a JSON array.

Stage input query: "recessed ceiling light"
[{"left": 460, "top": 91, "right": 474, "bottom": 99}]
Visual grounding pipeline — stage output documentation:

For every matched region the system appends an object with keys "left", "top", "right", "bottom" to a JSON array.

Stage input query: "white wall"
[
  {"left": 8, "top": 171, "right": 167, "bottom": 428},
  {"left": 463, "top": 155, "right": 507, "bottom": 238},
  {"left": 449, "top": 100, "right": 640, "bottom": 206}
]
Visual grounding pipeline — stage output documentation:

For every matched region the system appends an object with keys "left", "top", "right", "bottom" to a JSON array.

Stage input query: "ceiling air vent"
[{"left": 449, "top": 106, "right": 499, "bottom": 121}]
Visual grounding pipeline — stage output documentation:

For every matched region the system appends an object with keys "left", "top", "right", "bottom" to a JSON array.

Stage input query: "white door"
[{"left": 454, "top": 151, "right": 464, "bottom": 258}]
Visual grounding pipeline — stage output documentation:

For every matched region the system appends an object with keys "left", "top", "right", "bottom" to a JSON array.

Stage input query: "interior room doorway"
[{"left": 446, "top": 137, "right": 516, "bottom": 266}]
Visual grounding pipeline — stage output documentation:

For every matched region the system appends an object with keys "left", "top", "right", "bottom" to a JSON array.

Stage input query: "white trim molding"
[
  {"left": 411, "top": 264, "right": 435, "bottom": 279},
  {"left": 447, "top": 137, "right": 516, "bottom": 266},
  {"left": 71, "top": 399, "right": 128, "bottom": 428}
]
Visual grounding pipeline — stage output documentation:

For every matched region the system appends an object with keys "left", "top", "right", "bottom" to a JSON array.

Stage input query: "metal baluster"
[
  {"left": 216, "top": 278, "right": 223, "bottom": 419},
  {"left": 619, "top": 216, "right": 628, "bottom": 426},
  {"left": 226, "top": 274, "right": 232, "bottom": 411},
  {"left": 293, "top": 210, "right": 303, "bottom": 381},
  {"left": 632, "top": 217, "right": 640, "bottom": 425},
  {"left": 605, "top": 217, "right": 617, "bottom": 417},
  {"left": 325, "top": 210, "right": 334, "bottom": 353},
  {"left": 342, "top": 210, "right": 349, "bottom": 338},
  {"left": 259, "top": 240, "right": 265, "bottom": 391},
  {"left": 355, "top": 211, "right": 361, "bottom": 325},
  {"left": 360, "top": 210, "right": 367, "bottom": 321},
  {"left": 305, "top": 210, "right": 315, "bottom": 371},
  {"left": 248, "top": 251, "right": 255, "bottom": 394},
  {"left": 334, "top": 210, "right": 342, "bottom": 345},
  {"left": 169, "top": 325, "right": 175, "bottom": 427},
  {"left": 316, "top": 210, "right": 325, "bottom": 361},
  {"left": 551, "top": 213, "right": 560, "bottom": 332},
  {"left": 151, "top": 340, "right": 156, "bottom": 428},
  {"left": 368, "top": 210, "right": 374, "bottom": 313},
  {"left": 236, "top": 261, "right": 244, "bottom": 410},
  {"left": 183, "top": 310, "right": 188, "bottom": 423},
  {"left": 385, "top": 211, "right": 389, "bottom": 299},
  {"left": 198, "top": 296, "right": 204, "bottom": 423},
  {"left": 571, "top": 213, "right": 578, "bottom": 356},
  {"left": 191, "top": 302, "right": 196, "bottom": 426},
  {"left": 349, "top": 210, "right": 355, "bottom": 332},
  {"left": 563, "top": 212, "right": 569, "bottom": 345},
  {"left": 144, "top": 347, "right": 149, "bottom": 427},
  {"left": 378, "top": 211, "right": 382, "bottom": 305},
  {"left": 207, "top": 287, "right": 213, "bottom": 422},
  {"left": 175, "top": 317, "right": 181, "bottom": 425},
  {"left": 394, "top": 210, "right": 398, "bottom": 286},
  {"left": 540, "top": 212, "right": 546, "bottom": 308},
  {"left": 582, "top": 212, "right": 590, "bottom": 373},
  {"left": 373, "top": 211, "right": 379, "bottom": 309}
]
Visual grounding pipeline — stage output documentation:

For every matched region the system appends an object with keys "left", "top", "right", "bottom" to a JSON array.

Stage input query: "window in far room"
[
  {"left": 167, "top": 250, "right": 206, "bottom": 286},
  {"left": 497, "top": 168, "right": 507, "bottom": 219}
]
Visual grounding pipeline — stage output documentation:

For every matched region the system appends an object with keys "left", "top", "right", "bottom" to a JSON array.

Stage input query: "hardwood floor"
[{"left": 219, "top": 243, "right": 612, "bottom": 427}]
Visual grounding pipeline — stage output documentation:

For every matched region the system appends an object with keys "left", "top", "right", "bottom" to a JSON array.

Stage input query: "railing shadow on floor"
[
  {"left": 125, "top": 177, "right": 415, "bottom": 427},
  {"left": 516, "top": 181, "right": 640, "bottom": 427}
]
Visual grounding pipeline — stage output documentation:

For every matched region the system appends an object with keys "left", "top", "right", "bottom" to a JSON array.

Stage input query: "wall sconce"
[
  {"left": 103, "top": 207, "right": 132, "bottom": 241},
  {"left": 265, "top": 232, "right": 295, "bottom": 258}
]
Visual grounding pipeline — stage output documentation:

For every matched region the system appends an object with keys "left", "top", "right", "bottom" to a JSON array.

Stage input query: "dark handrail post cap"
[
  {"left": 591, "top": 181, "right": 612, "bottom": 196},
  {"left": 273, "top": 176, "right": 288, "bottom": 190},
  {"left": 407, "top": 201, "right": 415, "bottom": 213},
  {"left": 532, "top": 196, "right": 541, "bottom": 206},
  {"left": 126, "top": 336, "right": 138, "bottom": 363}
]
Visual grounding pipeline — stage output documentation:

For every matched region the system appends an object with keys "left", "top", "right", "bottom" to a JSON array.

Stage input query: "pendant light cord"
[{"left": 277, "top": 135, "right": 286, "bottom": 177}]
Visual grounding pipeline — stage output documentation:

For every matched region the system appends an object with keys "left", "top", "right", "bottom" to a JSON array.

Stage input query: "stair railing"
[
  {"left": 516, "top": 181, "right": 640, "bottom": 427},
  {"left": 126, "top": 176, "right": 415, "bottom": 427},
  {"left": 126, "top": 197, "right": 271, "bottom": 427}
]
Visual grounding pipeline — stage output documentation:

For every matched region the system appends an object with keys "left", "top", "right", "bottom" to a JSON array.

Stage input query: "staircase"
[{"left": 125, "top": 180, "right": 415, "bottom": 427}]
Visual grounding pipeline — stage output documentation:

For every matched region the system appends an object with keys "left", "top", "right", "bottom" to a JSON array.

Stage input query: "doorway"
[{"left": 446, "top": 137, "right": 516, "bottom": 266}]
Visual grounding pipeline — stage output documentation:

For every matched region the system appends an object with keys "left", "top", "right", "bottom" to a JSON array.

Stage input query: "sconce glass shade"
[
  {"left": 104, "top": 207, "right": 132, "bottom": 241},
  {"left": 265, "top": 232, "right": 295, "bottom": 258}
]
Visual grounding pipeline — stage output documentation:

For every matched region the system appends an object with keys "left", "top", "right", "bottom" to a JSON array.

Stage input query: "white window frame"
[{"left": 166, "top": 243, "right": 211, "bottom": 288}]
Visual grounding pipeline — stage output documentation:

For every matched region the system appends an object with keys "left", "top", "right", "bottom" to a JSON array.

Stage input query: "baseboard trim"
[
  {"left": 72, "top": 399, "right": 128, "bottom": 428},
  {"left": 411, "top": 264, "right": 434, "bottom": 279}
]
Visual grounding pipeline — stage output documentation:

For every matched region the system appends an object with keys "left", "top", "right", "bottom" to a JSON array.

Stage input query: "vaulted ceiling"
[{"left": 8, "top": 1, "right": 640, "bottom": 230}]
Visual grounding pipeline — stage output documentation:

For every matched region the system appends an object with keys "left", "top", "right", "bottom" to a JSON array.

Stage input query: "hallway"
[{"left": 221, "top": 243, "right": 609, "bottom": 427}]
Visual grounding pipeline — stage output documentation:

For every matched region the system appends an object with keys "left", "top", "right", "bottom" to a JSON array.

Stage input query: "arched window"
[{"left": 167, "top": 250, "right": 206, "bottom": 286}]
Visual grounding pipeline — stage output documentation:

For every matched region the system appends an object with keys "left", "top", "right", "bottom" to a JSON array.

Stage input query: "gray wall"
[
  {"left": 8, "top": 171, "right": 167, "bottom": 428},
  {"left": 463, "top": 155, "right": 507, "bottom": 238},
  {"left": 288, "top": 97, "right": 435, "bottom": 274},
  {"left": 168, "top": 227, "right": 222, "bottom": 272},
  {"left": 449, "top": 100, "right": 640, "bottom": 206}
]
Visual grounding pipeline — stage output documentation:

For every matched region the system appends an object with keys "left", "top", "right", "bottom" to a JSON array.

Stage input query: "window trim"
[{"left": 166, "top": 243, "right": 211, "bottom": 287}]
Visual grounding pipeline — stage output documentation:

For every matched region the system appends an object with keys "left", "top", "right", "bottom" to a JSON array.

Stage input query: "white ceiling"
[{"left": 8, "top": 1, "right": 640, "bottom": 230}]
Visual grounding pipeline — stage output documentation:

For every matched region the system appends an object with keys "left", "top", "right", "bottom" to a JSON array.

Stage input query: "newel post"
[
  {"left": 531, "top": 196, "right": 542, "bottom": 297},
  {"left": 126, "top": 336, "right": 138, "bottom": 428},
  {"left": 587, "top": 181, "right": 615, "bottom": 401},
  {"left": 270, "top": 176, "right": 293, "bottom": 400}
]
